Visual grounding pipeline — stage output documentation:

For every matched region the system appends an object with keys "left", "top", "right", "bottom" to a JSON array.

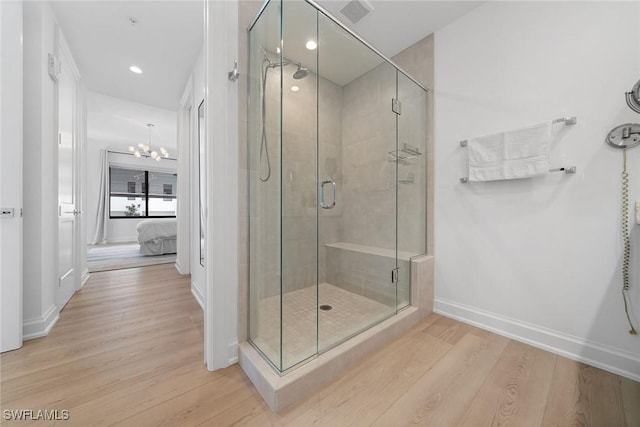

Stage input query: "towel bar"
[
  {"left": 459, "top": 166, "right": 576, "bottom": 183},
  {"left": 459, "top": 116, "right": 577, "bottom": 147}
]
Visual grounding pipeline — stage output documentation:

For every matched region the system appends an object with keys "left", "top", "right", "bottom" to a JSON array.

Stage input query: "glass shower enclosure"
[{"left": 248, "top": 0, "right": 428, "bottom": 372}]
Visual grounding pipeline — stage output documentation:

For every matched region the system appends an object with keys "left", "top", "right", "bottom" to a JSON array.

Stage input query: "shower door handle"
[{"left": 320, "top": 180, "right": 336, "bottom": 209}]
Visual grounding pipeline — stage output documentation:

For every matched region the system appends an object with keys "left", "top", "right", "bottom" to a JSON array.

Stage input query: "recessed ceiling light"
[
  {"left": 129, "top": 66, "right": 143, "bottom": 74},
  {"left": 305, "top": 40, "right": 317, "bottom": 50},
  {"left": 291, "top": 86, "right": 300, "bottom": 92}
]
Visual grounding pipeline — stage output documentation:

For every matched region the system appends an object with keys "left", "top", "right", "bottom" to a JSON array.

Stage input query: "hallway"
[{"left": 0, "top": 264, "right": 212, "bottom": 425}]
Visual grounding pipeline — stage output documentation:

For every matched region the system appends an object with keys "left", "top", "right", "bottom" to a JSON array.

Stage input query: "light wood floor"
[{"left": 1, "top": 264, "right": 638, "bottom": 426}]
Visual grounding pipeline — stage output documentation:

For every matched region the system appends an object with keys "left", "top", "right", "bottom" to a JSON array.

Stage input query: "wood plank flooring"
[{"left": 1, "top": 264, "right": 638, "bottom": 426}]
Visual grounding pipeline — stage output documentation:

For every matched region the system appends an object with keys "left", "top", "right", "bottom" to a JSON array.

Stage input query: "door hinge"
[
  {"left": 391, "top": 268, "right": 399, "bottom": 284},
  {"left": 48, "top": 53, "right": 61, "bottom": 81},
  {"left": 392, "top": 98, "right": 402, "bottom": 115}
]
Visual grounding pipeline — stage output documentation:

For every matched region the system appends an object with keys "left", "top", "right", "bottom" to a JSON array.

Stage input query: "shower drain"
[{"left": 319, "top": 304, "right": 333, "bottom": 311}]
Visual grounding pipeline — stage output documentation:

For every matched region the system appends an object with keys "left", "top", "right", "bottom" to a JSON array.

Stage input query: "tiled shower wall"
[
  {"left": 280, "top": 69, "right": 344, "bottom": 294},
  {"left": 324, "top": 53, "right": 429, "bottom": 304},
  {"left": 340, "top": 62, "right": 399, "bottom": 251},
  {"left": 340, "top": 42, "right": 431, "bottom": 256}
]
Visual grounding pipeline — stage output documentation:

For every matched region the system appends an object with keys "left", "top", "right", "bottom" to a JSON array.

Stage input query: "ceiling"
[
  {"left": 87, "top": 92, "right": 178, "bottom": 152},
  {"left": 316, "top": 1, "right": 484, "bottom": 59},
  {"left": 50, "top": 1, "right": 203, "bottom": 111},
  {"left": 50, "top": 1, "right": 483, "bottom": 109}
]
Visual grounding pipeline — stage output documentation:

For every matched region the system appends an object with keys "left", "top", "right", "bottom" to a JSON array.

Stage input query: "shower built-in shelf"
[{"left": 389, "top": 143, "right": 423, "bottom": 163}]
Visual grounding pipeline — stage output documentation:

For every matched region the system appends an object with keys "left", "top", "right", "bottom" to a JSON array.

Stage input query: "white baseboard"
[
  {"left": 228, "top": 340, "right": 238, "bottom": 365},
  {"left": 175, "top": 259, "right": 189, "bottom": 275},
  {"left": 191, "top": 281, "right": 204, "bottom": 309},
  {"left": 434, "top": 297, "right": 640, "bottom": 382},
  {"left": 23, "top": 304, "right": 59, "bottom": 341},
  {"left": 80, "top": 269, "right": 90, "bottom": 289}
]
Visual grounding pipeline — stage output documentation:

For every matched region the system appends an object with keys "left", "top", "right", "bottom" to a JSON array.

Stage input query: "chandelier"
[{"left": 128, "top": 123, "right": 169, "bottom": 162}]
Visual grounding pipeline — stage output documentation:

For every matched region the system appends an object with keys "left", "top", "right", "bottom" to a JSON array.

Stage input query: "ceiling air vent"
[{"left": 340, "top": 0, "right": 373, "bottom": 25}]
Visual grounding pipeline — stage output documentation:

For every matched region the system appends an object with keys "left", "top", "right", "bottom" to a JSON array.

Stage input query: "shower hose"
[
  {"left": 621, "top": 149, "right": 638, "bottom": 335},
  {"left": 259, "top": 59, "right": 271, "bottom": 182}
]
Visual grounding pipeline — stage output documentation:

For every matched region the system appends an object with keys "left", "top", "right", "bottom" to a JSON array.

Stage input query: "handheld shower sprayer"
[
  {"left": 626, "top": 79, "right": 640, "bottom": 114},
  {"left": 606, "top": 77, "right": 640, "bottom": 335}
]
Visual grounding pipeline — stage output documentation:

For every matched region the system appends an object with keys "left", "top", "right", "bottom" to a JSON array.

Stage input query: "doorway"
[
  {"left": 47, "top": 0, "right": 205, "bottom": 342},
  {"left": 13, "top": 0, "right": 238, "bottom": 373}
]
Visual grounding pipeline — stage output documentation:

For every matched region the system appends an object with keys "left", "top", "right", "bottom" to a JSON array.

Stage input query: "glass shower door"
[
  {"left": 279, "top": 0, "right": 319, "bottom": 371},
  {"left": 317, "top": 12, "right": 398, "bottom": 353}
]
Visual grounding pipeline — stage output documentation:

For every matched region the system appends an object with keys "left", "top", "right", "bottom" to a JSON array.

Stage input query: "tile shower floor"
[{"left": 252, "top": 283, "right": 394, "bottom": 370}]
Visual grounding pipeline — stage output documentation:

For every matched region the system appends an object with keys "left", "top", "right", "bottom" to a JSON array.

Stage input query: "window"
[
  {"left": 127, "top": 181, "right": 136, "bottom": 200},
  {"left": 163, "top": 184, "right": 173, "bottom": 201},
  {"left": 109, "top": 167, "right": 177, "bottom": 218}
]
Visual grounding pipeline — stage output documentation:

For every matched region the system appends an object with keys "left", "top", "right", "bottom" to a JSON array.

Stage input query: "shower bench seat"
[{"left": 325, "top": 242, "right": 420, "bottom": 307}]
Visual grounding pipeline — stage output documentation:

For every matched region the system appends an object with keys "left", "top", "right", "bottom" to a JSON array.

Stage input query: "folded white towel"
[{"left": 467, "top": 121, "right": 552, "bottom": 182}]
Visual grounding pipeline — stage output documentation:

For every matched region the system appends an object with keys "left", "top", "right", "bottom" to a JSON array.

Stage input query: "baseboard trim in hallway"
[{"left": 22, "top": 304, "right": 59, "bottom": 341}]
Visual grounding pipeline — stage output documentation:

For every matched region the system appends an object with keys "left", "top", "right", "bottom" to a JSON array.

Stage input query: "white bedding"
[{"left": 136, "top": 218, "right": 177, "bottom": 243}]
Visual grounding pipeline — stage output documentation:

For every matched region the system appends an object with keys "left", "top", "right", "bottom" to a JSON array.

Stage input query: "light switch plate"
[{"left": 1, "top": 208, "right": 15, "bottom": 218}]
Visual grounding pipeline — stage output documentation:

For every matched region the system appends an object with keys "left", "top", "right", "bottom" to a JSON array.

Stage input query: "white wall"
[
  {"left": 435, "top": 1, "right": 640, "bottom": 379},
  {"left": 1, "top": 0, "right": 24, "bottom": 352},
  {"left": 85, "top": 91, "right": 177, "bottom": 244},
  {"left": 205, "top": 0, "right": 239, "bottom": 369},
  {"left": 22, "top": 0, "right": 59, "bottom": 338}
]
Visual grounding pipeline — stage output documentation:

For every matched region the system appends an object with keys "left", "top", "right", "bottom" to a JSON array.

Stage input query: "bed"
[{"left": 136, "top": 218, "right": 177, "bottom": 256}]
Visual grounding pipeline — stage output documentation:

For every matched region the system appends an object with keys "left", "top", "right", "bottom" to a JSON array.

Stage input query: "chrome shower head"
[{"left": 293, "top": 64, "right": 309, "bottom": 79}]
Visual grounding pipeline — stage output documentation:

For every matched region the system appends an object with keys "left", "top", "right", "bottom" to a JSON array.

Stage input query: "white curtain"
[{"left": 92, "top": 149, "right": 109, "bottom": 244}]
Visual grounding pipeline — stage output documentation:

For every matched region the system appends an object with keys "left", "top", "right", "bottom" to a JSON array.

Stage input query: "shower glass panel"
[
  {"left": 280, "top": 0, "right": 318, "bottom": 370},
  {"left": 248, "top": 0, "right": 283, "bottom": 369},
  {"left": 248, "top": 0, "right": 427, "bottom": 372},
  {"left": 317, "top": 13, "right": 398, "bottom": 352},
  {"left": 396, "top": 71, "right": 428, "bottom": 310}
]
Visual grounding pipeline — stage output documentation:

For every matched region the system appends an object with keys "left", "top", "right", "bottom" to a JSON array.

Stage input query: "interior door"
[
  {"left": 1, "top": 0, "right": 24, "bottom": 352},
  {"left": 57, "top": 51, "right": 78, "bottom": 310}
]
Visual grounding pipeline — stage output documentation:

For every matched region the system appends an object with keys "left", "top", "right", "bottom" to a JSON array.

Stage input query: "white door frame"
[
  {"left": 0, "top": 0, "right": 24, "bottom": 353},
  {"left": 176, "top": 76, "right": 193, "bottom": 276},
  {"left": 190, "top": 87, "right": 206, "bottom": 308},
  {"left": 204, "top": 0, "right": 239, "bottom": 370}
]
